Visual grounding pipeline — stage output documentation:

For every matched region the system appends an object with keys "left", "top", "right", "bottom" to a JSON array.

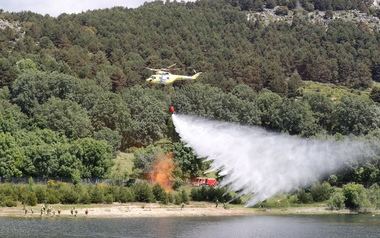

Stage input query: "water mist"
[{"left": 172, "top": 114, "right": 376, "bottom": 206}]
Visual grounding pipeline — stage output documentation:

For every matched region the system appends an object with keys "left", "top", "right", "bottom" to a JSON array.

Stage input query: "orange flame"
[{"left": 149, "top": 153, "right": 174, "bottom": 191}]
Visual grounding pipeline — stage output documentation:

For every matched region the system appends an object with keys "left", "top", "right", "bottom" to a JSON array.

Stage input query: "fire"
[{"left": 149, "top": 153, "right": 174, "bottom": 191}]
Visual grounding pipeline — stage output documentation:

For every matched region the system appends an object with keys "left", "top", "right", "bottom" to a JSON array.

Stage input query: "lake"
[{"left": 0, "top": 215, "right": 379, "bottom": 238}]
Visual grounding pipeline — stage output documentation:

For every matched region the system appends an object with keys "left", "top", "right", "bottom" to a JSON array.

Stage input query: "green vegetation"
[
  {"left": 191, "top": 186, "right": 242, "bottom": 204},
  {"left": 0, "top": 181, "right": 197, "bottom": 206},
  {"left": 229, "top": 0, "right": 377, "bottom": 12},
  {"left": 255, "top": 181, "right": 380, "bottom": 211},
  {"left": 108, "top": 153, "right": 134, "bottom": 180},
  {"left": 0, "top": 0, "right": 379, "bottom": 210},
  {"left": 302, "top": 81, "right": 370, "bottom": 102}
]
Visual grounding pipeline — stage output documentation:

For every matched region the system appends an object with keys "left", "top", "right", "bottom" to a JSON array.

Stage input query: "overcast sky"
[{"left": 0, "top": 0, "right": 154, "bottom": 16}]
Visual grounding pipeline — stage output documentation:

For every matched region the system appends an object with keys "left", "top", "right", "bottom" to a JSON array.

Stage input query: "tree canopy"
[{"left": 0, "top": 0, "right": 379, "bottom": 187}]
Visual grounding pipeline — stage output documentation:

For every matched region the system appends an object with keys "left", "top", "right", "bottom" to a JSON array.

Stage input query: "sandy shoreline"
[
  {"left": 0, "top": 203, "right": 253, "bottom": 218},
  {"left": 0, "top": 202, "right": 377, "bottom": 219}
]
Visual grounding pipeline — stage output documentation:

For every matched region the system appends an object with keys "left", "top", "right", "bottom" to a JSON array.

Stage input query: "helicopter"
[{"left": 145, "top": 64, "right": 202, "bottom": 85}]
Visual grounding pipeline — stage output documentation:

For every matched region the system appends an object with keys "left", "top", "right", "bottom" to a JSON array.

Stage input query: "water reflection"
[{"left": 0, "top": 215, "right": 379, "bottom": 238}]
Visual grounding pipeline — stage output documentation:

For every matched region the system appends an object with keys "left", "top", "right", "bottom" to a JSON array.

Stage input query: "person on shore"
[
  {"left": 85, "top": 209, "right": 88, "bottom": 215},
  {"left": 75, "top": 209, "right": 78, "bottom": 217},
  {"left": 24, "top": 208, "right": 28, "bottom": 215},
  {"left": 70, "top": 208, "right": 74, "bottom": 215},
  {"left": 181, "top": 203, "right": 185, "bottom": 210},
  {"left": 58, "top": 209, "right": 61, "bottom": 215},
  {"left": 40, "top": 208, "right": 43, "bottom": 216},
  {"left": 30, "top": 209, "right": 33, "bottom": 215},
  {"left": 215, "top": 199, "right": 219, "bottom": 208}
]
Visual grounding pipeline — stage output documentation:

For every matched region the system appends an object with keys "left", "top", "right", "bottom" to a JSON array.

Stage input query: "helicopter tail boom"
[{"left": 192, "top": 72, "right": 202, "bottom": 80}]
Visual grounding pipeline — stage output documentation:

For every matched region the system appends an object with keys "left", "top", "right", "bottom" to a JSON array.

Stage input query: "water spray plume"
[
  {"left": 172, "top": 114, "right": 377, "bottom": 206},
  {"left": 149, "top": 153, "right": 174, "bottom": 192}
]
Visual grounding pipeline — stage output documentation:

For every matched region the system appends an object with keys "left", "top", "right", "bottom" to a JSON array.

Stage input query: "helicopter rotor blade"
[
  {"left": 165, "top": 67, "right": 180, "bottom": 71},
  {"left": 167, "top": 63, "right": 177, "bottom": 69},
  {"left": 146, "top": 67, "right": 160, "bottom": 71}
]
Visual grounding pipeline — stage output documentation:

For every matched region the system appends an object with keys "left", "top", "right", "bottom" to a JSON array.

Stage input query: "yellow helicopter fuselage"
[{"left": 146, "top": 71, "right": 201, "bottom": 85}]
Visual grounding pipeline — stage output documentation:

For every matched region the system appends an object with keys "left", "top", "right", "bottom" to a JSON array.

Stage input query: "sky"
[{"left": 0, "top": 0, "right": 154, "bottom": 16}]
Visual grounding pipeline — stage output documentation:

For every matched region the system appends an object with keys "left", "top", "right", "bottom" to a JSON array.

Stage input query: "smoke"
[
  {"left": 172, "top": 114, "right": 376, "bottom": 206},
  {"left": 149, "top": 153, "right": 175, "bottom": 192}
]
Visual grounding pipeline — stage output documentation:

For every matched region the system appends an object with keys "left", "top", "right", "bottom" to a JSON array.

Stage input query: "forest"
[
  {"left": 229, "top": 0, "right": 378, "bottom": 12},
  {"left": 0, "top": 0, "right": 380, "bottom": 208}
]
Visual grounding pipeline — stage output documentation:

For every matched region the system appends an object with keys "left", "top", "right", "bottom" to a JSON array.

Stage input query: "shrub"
[
  {"left": 79, "top": 190, "right": 91, "bottom": 204},
  {"left": 367, "top": 184, "right": 380, "bottom": 209},
  {"left": 46, "top": 189, "right": 60, "bottom": 204},
  {"left": 190, "top": 187, "right": 231, "bottom": 202},
  {"left": 2, "top": 196, "right": 17, "bottom": 207},
  {"left": 152, "top": 184, "right": 166, "bottom": 202},
  {"left": 328, "top": 191, "right": 345, "bottom": 210},
  {"left": 119, "top": 187, "right": 135, "bottom": 203},
  {"left": 206, "top": 187, "right": 219, "bottom": 202},
  {"left": 328, "top": 175, "right": 338, "bottom": 186},
  {"left": 167, "top": 192, "right": 174, "bottom": 204},
  {"left": 303, "top": 2, "right": 314, "bottom": 11},
  {"left": 60, "top": 185, "right": 79, "bottom": 204},
  {"left": 172, "top": 179, "right": 183, "bottom": 191},
  {"left": 310, "top": 182, "right": 333, "bottom": 202},
  {"left": 24, "top": 192, "right": 37, "bottom": 206},
  {"left": 181, "top": 190, "right": 189, "bottom": 204},
  {"left": 14, "top": 185, "right": 27, "bottom": 202},
  {"left": 260, "top": 195, "right": 290, "bottom": 208},
  {"left": 90, "top": 186, "right": 105, "bottom": 203},
  {"left": 104, "top": 194, "right": 114, "bottom": 204},
  {"left": 34, "top": 186, "right": 47, "bottom": 203},
  {"left": 105, "top": 186, "right": 119, "bottom": 202},
  {"left": 230, "top": 194, "right": 242, "bottom": 205},
  {"left": 174, "top": 193, "right": 182, "bottom": 205},
  {"left": 133, "top": 182, "right": 155, "bottom": 203},
  {"left": 296, "top": 189, "right": 313, "bottom": 203},
  {"left": 370, "top": 87, "right": 380, "bottom": 103},
  {"left": 342, "top": 183, "right": 369, "bottom": 210},
  {"left": 275, "top": 6, "right": 288, "bottom": 16},
  {"left": 191, "top": 187, "right": 203, "bottom": 201}
]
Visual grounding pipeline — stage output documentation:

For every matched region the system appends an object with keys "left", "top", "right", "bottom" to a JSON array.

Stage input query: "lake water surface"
[{"left": 0, "top": 215, "right": 379, "bottom": 238}]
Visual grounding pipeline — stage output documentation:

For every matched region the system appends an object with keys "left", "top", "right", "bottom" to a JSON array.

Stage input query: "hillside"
[
  {"left": 1, "top": 0, "right": 380, "bottom": 90},
  {"left": 0, "top": 0, "right": 378, "bottom": 197}
]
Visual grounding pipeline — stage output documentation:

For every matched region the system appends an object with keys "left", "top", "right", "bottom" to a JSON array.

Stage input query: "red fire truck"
[{"left": 191, "top": 177, "right": 218, "bottom": 187}]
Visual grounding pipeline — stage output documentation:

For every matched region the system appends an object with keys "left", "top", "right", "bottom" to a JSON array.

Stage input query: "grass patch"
[{"left": 302, "top": 81, "right": 370, "bottom": 102}]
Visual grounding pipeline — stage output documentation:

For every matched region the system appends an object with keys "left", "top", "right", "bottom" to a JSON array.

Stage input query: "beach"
[{"left": 0, "top": 202, "right": 374, "bottom": 218}]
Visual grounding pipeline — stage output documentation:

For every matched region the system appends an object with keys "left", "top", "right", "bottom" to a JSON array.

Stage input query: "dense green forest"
[{"left": 0, "top": 0, "right": 380, "bottom": 207}]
